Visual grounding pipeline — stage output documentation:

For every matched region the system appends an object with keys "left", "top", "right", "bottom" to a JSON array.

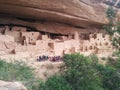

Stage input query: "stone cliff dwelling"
[
  {"left": 0, "top": 0, "right": 117, "bottom": 60},
  {"left": 0, "top": 24, "right": 113, "bottom": 60}
]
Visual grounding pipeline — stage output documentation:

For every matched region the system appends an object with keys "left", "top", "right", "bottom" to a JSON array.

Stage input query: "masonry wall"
[
  {"left": 54, "top": 42, "right": 64, "bottom": 56},
  {"left": 12, "top": 26, "right": 26, "bottom": 32},
  {"left": 36, "top": 40, "right": 49, "bottom": 51},
  {"left": 22, "top": 32, "right": 40, "bottom": 44},
  {"left": 5, "top": 31, "right": 20, "bottom": 42},
  {"left": 80, "top": 33, "right": 113, "bottom": 56},
  {"left": 0, "top": 35, "right": 14, "bottom": 42}
]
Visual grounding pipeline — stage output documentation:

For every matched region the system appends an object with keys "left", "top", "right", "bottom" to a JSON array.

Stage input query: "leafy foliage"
[
  {"left": 106, "top": 6, "right": 116, "bottom": 23},
  {"left": 1, "top": 53, "right": 120, "bottom": 90},
  {"left": 0, "top": 60, "right": 34, "bottom": 81},
  {"left": 0, "top": 59, "right": 38, "bottom": 90},
  {"left": 103, "top": 6, "right": 120, "bottom": 51},
  {"left": 103, "top": 6, "right": 116, "bottom": 35},
  {"left": 97, "top": 61, "right": 120, "bottom": 90},
  {"left": 62, "top": 54, "right": 103, "bottom": 90},
  {"left": 34, "top": 53, "right": 120, "bottom": 90},
  {"left": 39, "top": 75, "right": 73, "bottom": 90}
]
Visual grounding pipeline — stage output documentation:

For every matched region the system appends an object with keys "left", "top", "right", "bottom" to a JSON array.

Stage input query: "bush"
[
  {"left": 37, "top": 53, "right": 120, "bottom": 90},
  {"left": 62, "top": 54, "right": 103, "bottom": 90},
  {"left": 96, "top": 55, "right": 120, "bottom": 90},
  {"left": 97, "top": 64, "right": 120, "bottom": 90},
  {"left": 1, "top": 53, "right": 120, "bottom": 90},
  {"left": 0, "top": 60, "right": 34, "bottom": 81},
  {"left": 61, "top": 53, "right": 120, "bottom": 90},
  {"left": 0, "top": 59, "right": 38, "bottom": 90},
  {"left": 39, "top": 75, "right": 73, "bottom": 90}
]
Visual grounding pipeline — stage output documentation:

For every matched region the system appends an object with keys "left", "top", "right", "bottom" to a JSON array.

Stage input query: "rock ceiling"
[{"left": 0, "top": 0, "right": 109, "bottom": 28}]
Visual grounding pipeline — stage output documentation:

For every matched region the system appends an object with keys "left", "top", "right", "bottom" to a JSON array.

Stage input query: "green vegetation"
[
  {"left": 61, "top": 54, "right": 103, "bottom": 90},
  {"left": 0, "top": 60, "right": 34, "bottom": 81},
  {"left": 104, "top": 6, "right": 120, "bottom": 51},
  {"left": 97, "top": 57, "right": 120, "bottom": 90},
  {"left": 103, "top": 6, "right": 116, "bottom": 35},
  {"left": 0, "top": 53, "right": 120, "bottom": 90},
  {"left": 0, "top": 59, "right": 39, "bottom": 90},
  {"left": 39, "top": 75, "right": 73, "bottom": 90},
  {"left": 38, "top": 54, "right": 120, "bottom": 90}
]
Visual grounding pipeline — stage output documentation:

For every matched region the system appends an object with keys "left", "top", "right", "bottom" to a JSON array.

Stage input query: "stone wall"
[
  {"left": 53, "top": 42, "right": 64, "bottom": 56},
  {"left": 36, "top": 40, "right": 49, "bottom": 50},
  {"left": 12, "top": 26, "right": 26, "bottom": 32},
  {"left": 22, "top": 32, "right": 40, "bottom": 45},
  {"left": 5, "top": 31, "right": 20, "bottom": 42},
  {"left": 80, "top": 33, "right": 113, "bottom": 57},
  {"left": 0, "top": 35, "right": 14, "bottom": 42},
  {"left": 51, "top": 39, "right": 80, "bottom": 56}
]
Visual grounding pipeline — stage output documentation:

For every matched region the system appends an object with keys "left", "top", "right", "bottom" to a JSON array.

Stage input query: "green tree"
[
  {"left": 62, "top": 54, "right": 103, "bottom": 90},
  {"left": 97, "top": 59, "right": 120, "bottom": 90},
  {"left": 39, "top": 75, "right": 73, "bottom": 90},
  {"left": 104, "top": 6, "right": 120, "bottom": 51},
  {"left": 104, "top": 6, "right": 116, "bottom": 35},
  {"left": 102, "top": 6, "right": 120, "bottom": 90}
]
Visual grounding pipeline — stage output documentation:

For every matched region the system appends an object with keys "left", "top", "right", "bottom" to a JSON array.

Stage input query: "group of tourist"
[
  {"left": 37, "top": 55, "right": 62, "bottom": 62},
  {"left": 50, "top": 56, "right": 63, "bottom": 62},
  {"left": 37, "top": 55, "right": 49, "bottom": 62}
]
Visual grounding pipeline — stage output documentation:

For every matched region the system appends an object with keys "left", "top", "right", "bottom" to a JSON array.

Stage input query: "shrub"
[
  {"left": 97, "top": 64, "right": 120, "bottom": 90},
  {"left": 1, "top": 53, "right": 120, "bottom": 90},
  {"left": 0, "top": 59, "right": 37, "bottom": 90},
  {"left": 96, "top": 56, "right": 120, "bottom": 90},
  {"left": 39, "top": 75, "right": 73, "bottom": 90},
  {"left": 0, "top": 60, "right": 34, "bottom": 81},
  {"left": 62, "top": 54, "right": 103, "bottom": 90}
]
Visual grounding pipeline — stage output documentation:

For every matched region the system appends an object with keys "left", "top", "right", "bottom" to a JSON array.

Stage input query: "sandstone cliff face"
[{"left": 0, "top": 0, "right": 108, "bottom": 28}]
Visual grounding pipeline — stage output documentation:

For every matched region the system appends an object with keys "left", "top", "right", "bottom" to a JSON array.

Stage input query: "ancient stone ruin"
[
  {"left": 0, "top": 0, "right": 117, "bottom": 61},
  {"left": 0, "top": 24, "right": 113, "bottom": 61}
]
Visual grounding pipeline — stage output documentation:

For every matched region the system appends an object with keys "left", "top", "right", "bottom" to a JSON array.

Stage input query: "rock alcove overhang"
[{"left": 0, "top": 0, "right": 107, "bottom": 34}]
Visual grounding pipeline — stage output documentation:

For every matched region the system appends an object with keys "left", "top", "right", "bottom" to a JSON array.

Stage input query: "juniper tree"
[{"left": 104, "top": 6, "right": 120, "bottom": 51}]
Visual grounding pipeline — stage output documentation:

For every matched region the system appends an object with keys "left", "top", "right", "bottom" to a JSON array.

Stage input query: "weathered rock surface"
[
  {"left": 0, "top": 80, "right": 27, "bottom": 90},
  {"left": 0, "top": 0, "right": 108, "bottom": 28}
]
